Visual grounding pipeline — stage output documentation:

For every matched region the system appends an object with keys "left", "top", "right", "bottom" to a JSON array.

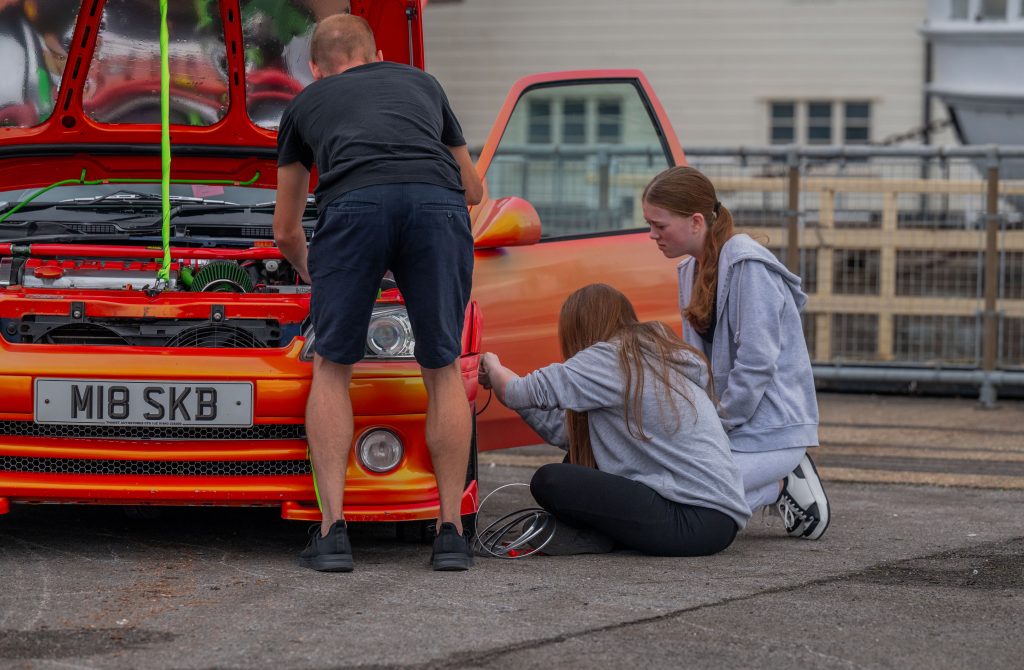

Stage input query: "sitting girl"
[{"left": 478, "top": 283, "right": 750, "bottom": 557}]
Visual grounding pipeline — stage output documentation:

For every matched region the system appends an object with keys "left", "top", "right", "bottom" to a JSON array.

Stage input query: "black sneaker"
[
  {"left": 776, "top": 455, "right": 831, "bottom": 540},
  {"left": 299, "top": 520, "right": 354, "bottom": 572},
  {"left": 431, "top": 522, "right": 473, "bottom": 571}
]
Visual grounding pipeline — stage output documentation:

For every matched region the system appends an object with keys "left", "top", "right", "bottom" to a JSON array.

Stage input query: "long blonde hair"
[
  {"left": 643, "top": 166, "right": 735, "bottom": 336},
  {"left": 557, "top": 283, "right": 711, "bottom": 468}
]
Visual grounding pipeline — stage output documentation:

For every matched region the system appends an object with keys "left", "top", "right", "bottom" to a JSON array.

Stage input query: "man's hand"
[{"left": 273, "top": 163, "right": 312, "bottom": 284}]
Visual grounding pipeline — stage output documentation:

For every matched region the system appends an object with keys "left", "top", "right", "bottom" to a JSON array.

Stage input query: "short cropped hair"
[{"left": 310, "top": 14, "right": 376, "bottom": 71}]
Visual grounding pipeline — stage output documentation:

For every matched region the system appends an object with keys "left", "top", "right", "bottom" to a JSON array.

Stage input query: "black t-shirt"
[{"left": 276, "top": 61, "right": 466, "bottom": 213}]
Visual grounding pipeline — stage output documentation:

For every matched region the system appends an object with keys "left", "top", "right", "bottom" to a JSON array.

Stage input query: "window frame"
[
  {"left": 768, "top": 100, "right": 873, "bottom": 146},
  {"left": 596, "top": 98, "right": 624, "bottom": 144},
  {"left": 483, "top": 79, "right": 678, "bottom": 243},
  {"left": 561, "top": 98, "right": 587, "bottom": 145},
  {"left": 527, "top": 99, "right": 553, "bottom": 145},
  {"left": 843, "top": 101, "right": 872, "bottom": 145},
  {"left": 806, "top": 101, "right": 833, "bottom": 145},
  {"left": 770, "top": 101, "right": 797, "bottom": 145}
]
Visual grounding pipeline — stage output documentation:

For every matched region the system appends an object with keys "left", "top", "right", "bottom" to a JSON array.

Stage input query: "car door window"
[{"left": 485, "top": 82, "right": 672, "bottom": 239}]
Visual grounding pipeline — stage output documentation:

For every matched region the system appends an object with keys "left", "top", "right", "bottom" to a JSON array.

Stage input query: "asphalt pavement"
[{"left": 1, "top": 392, "right": 1022, "bottom": 669}]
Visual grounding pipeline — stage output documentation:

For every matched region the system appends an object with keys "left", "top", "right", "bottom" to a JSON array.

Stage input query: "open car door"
[{"left": 470, "top": 70, "right": 687, "bottom": 451}]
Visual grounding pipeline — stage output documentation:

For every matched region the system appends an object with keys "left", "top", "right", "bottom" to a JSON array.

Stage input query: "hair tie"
[{"left": 713, "top": 201, "right": 722, "bottom": 215}]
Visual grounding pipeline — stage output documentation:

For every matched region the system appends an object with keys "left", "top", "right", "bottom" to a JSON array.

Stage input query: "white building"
[{"left": 423, "top": 0, "right": 956, "bottom": 150}]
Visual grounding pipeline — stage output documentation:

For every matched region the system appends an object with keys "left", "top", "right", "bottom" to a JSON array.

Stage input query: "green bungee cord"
[{"left": 157, "top": 0, "right": 172, "bottom": 285}]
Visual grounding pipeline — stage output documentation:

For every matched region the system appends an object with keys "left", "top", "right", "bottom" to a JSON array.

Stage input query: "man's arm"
[
  {"left": 273, "top": 163, "right": 312, "bottom": 284},
  {"left": 448, "top": 144, "right": 483, "bottom": 206}
]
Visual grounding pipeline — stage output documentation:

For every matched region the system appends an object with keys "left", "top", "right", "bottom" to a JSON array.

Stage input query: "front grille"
[
  {"left": 0, "top": 421, "right": 306, "bottom": 441},
  {"left": 0, "top": 456, "right": 311, "bottom": 476},
  {"left": 11, "top": 316, "right": 282, "bottom": 348},
  {"left": 40, "top": 323, "right": 129, "bottom": 346}
]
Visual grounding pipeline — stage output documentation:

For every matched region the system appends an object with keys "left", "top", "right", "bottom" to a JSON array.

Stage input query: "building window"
[
  {"left": 596, "top": 99, "right": 623, "bottom": 144},
  {"left": 844, "top": 102, "right": 871, "bottom": 144},
  {"left": 770, "top": 102, "right": 795, "bottom": 144},
  {"left": 769, "top": 101, "right": 872, "bottom": 146},
  {"left": 562, "top": 99, "right": 586, "bottom": 145},
  {"left": 980, "top": 0, "right": 1007, "bottom": 20},
  {"left": 951, "top": 0, "right": 969, "bottom": 19},
  {"left": 527, "top": 99, "right": 552, "bottom": 144},
  {"left": 807, "top": 101, "right": 832, "bottom": 144}
]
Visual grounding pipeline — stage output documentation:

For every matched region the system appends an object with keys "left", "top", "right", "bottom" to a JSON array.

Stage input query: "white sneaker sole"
[{"left": 798, "top": 455, "right": 830, "bottom": 540}]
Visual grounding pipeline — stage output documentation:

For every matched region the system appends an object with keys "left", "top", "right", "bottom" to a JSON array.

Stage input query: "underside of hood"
[{"left": 0, "top": 0, "right": 425, "bottom": 192}]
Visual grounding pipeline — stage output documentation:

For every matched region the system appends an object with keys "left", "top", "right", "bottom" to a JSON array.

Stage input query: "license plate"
[{"left": 34, "top": 379, "right": 253, "bottom": 427}]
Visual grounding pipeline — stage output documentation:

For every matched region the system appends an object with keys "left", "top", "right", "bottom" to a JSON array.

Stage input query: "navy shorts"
[{"left": 307, "top": 183, "right": 473, "bottom": 369}]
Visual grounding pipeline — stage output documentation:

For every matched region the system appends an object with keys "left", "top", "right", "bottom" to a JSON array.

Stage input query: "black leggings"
[{"left": 530, "top": 463, "right": 738, "bottom": 557}]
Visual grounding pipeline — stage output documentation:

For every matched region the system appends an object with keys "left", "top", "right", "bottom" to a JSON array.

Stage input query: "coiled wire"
[{"left": 472, "top": 483, "right": 555, "bottom": 559}]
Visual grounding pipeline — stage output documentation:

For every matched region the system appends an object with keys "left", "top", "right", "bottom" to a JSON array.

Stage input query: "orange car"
[{"left": 0, "top": 1, "right": 686, "bottom": 530}]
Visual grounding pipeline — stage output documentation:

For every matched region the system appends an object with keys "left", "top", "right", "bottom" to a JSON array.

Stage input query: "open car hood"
[{"left": 0, "top": 0, "right": 425, "bottom": 193}]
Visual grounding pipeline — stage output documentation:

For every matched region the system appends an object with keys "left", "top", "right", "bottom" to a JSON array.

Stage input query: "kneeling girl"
[{"left": 479, "top": 283, "right": 750, "bottom": 556}]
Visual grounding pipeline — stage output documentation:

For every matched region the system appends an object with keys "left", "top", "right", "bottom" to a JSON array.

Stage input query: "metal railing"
[
  {"left": 684, "top": 145, "right": 1024, "bottom": 405},
  {"left": 476, "top": 143, "right": 1024, "bottom": 404}
]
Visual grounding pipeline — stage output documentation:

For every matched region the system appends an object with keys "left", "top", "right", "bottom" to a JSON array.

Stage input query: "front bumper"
[{"left": 0, "top": 341, "right": 481, "bottom": 521}]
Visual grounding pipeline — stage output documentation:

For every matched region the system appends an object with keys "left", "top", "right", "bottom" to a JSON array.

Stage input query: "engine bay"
[
  {"left": 1, "top": 256, "right": 308, "bottom": 294},
  {"left": 0, "top": 247, "right": 314, "bottom": 348}
]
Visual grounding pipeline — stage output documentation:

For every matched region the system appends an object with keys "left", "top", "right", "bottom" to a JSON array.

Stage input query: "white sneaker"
[{"left": 776, "top": 454, "right": 830, "bottom": 540}]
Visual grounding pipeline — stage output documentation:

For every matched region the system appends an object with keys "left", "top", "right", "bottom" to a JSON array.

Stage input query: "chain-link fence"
[{"left": 687, "top": 146, "right": 1024, "bottom": 403}]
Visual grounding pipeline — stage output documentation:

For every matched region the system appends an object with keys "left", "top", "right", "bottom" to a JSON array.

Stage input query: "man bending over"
[{"left": 273, "top": 13, "right": 483, "bottom": 572}]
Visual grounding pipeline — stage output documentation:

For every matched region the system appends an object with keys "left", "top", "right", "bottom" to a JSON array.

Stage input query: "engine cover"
[{"left": 19, "top": 260, "right": 178, "bottom": 291}]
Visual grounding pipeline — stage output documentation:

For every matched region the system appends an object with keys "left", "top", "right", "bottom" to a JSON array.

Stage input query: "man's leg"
[
  {"left": 420, "top": 361, "right": 472, "bottom": 533},
  {"left": 306, "top": 354, "right": 354, "bottom": 537}
]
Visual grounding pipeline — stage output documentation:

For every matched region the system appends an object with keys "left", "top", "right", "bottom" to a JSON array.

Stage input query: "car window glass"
[
  {"left": 0, "top": 0, "right": 80, "bottom": 128},
  {"left": 241, "top": 0, "right": 351, "bottom": 130},
  {"left": 83, "top": 0, "right": 228, "bottom": 126},
  {"left": 486, "top": 82, "right": 671, "bottom": 239}
]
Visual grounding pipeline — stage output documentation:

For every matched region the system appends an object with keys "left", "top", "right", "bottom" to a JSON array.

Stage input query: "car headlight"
[
  {"left": 298, "top": 306, "right": 416, "bottom": 362},
  {"left": 365, "top": 306, "right": 415, "bottom": 359},
  {"left": 357, "top": 428, "right": 404, "bottom": 473}
]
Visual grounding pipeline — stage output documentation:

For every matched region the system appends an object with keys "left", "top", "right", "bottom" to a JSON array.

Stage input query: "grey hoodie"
[
  {"left": 677, "top": 234, "right": 819, "bottom": 453},
  {"left": 504, "top": 340, "right": 751, "bottom": 528}
]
